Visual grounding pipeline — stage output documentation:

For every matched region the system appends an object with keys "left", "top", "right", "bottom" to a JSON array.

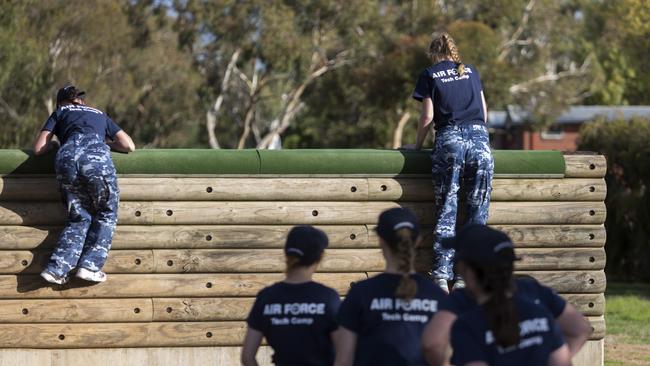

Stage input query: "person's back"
[
  {"left": 415, "top": 60, "right": 484, "bottom": 129},
  {"left": 247, "top": 281, "right": 340, "bottom": 365},
  {"left": 338, "top": 272, "right": 445, "bottom": 365},
  {"left": 334, "top": 208, "right": 447, "bottom": 366},
  {"left": 34, "top": 85, "right": 135, "bottom": 285},
  {"left": 242, "top": 226, "right": 340, "bottom": 366},
  {"left": 451, "top": 295, "right": 565, "bottom": 366}
]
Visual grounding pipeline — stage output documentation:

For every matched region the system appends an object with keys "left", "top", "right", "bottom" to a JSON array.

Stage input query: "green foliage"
[
  {"left": 0, "top": 0, "right": 648, "bottom": 149},
  {"left": 578, "top": 119, "right": 650, "bottom": 281}
]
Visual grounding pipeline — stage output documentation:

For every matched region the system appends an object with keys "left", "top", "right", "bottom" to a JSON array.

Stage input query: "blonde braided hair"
[
  {"left": 393, "top": 228, "right": 417, "bottom": 301},
  {"left": 429, "top": 32, "right": 466, "bottom": 76}
]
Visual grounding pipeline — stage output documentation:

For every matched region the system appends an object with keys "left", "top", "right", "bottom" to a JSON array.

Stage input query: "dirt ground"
[{"left": 605, "top": 334, "right": 650, "bottom": 366}]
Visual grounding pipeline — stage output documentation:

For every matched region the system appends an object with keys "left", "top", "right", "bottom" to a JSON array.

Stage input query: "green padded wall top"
[{"left": 0, "top": 149, "right": 565, "bottom": 176}]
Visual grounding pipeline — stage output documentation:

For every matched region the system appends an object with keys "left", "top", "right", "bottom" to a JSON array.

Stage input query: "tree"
[
  {"left": 173, "top": 0, "right": 383, "bottom": 149},
  {"left": 0, "top": 0, "right": 202, "bottom": 148},
  {"left": 579, "top": 118, "right": 650, "bottom": 281}
]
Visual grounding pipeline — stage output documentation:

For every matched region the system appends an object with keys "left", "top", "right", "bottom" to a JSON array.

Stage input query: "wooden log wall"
[{"left": 0, "top": 153, "right": 606, "bottom": 365}]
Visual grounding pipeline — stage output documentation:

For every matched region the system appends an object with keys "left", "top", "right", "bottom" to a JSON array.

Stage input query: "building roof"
[{"left": 489, "top": 105, "right": 650, "bottom": 129}]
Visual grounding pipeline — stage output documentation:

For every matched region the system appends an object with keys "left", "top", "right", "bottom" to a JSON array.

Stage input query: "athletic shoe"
[
  {"left": 452, "top": 278, "right": 466, "bottom": 290},
  {"left": 76, "top": 268, "right": 107, "bottom": 283},
  {"left": 435, "top": 278, "right": 449, "bottom": 293},
  {"left": 40, "top": 270, "right": 68, "bottom": 285}
]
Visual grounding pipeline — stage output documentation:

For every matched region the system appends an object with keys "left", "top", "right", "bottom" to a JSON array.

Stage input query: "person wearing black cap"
[
  {"left": 422, "top": 225, "right": 591, "bottom": 365},
  {"left": 241, "top": 225, "right": 341, "bottom": 366},
  {"left": 421, "top": 225, "right": 588, "bottom": 366},
  {"left": 334, "top": 208, "right": 447, "bottom": 366},
  {"left": 33, "top": 85, "right": 135, "bottom": 285}
]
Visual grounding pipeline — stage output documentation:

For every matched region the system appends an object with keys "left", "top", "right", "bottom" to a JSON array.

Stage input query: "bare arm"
[
  {"left": 33, "top": 130, "right": 59, "bottom": 156},
  {"left": 480, "top": 91, "right": 488, "bottom": 125},
  {"left": 414, "top": 97, "right": 434, "bottom": 150},
  {"left": 333, "top": 326, "right": 357, "bottom": 366},
  {"left": 240, "top": 328, "right": 263, "bottom": 366},
  {"left": 422, "top": 310, "right": 457, "bottom": 366},
  {"left": 547, "top": 344, "right": 572, "bottom": 366},
  {"left": 107, "top": 130, "right": 135, "bottom": 153},
  {"left": 556, "top": 303, "right": 591, "bottom": 357}
]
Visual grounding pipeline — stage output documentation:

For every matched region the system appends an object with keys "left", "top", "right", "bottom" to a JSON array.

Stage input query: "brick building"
[{"left": 488, "top": 106, "right": 650, "bottom": 151}]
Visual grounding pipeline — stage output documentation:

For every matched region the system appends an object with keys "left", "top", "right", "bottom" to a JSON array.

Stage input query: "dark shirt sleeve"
[
  {"left": 246, "top": 293, "right": 266, "bottom": 332},
  {"left": 327, "top": 290, "right": 342, "bottom": 332},
  {"left": 536, "top": 282, "right": 567, "bottom": 318},
  {"left": 105, "top": 117, "right": 123, "bottom": 139},
  {"left": 450, "top": 318, "right": 488, "bottom": 365},
  {"left": 337, "top": 287, "right": 362, "bottom": 333},
  {"left": 41, "top": 112, "right": 57, "bottom": 132},
  {"left": 439, "top": 289, "right": 472, "bottom": 315},
  {"left": 412, "top": 69, "right": 433, "bottom": 102},
  {"left": 548, "top": 316, "right": 566, "bottom": 352}
]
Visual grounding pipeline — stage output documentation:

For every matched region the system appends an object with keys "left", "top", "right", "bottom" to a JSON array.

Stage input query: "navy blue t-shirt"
[
  {"left": 439, "top": 277, "right": 567, "bottom": 318},
  {"left": 412, "top": 61, "right": 485, "bottom": 129},
  {"left": 247, "top": 281, "right": 341, "bottom": 366},
  {"left": 42, "top": 104, "right": 122, "bottom": 145},
  {"left": 451, "top": 296, "right": 565, "bottom": 366},
  {"left": 337, "top": 273, "right": 447, "bottom": 366}
]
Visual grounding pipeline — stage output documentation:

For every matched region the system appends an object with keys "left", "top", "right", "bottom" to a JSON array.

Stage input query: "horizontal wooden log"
[
  {"left": 0, "top": 248, "right": 605, "bottom": 274},
  {"left": 0, "top": 299, "right": 153, "bottom": 323},
  {"left": 0, "top": 322, "right": 246, "bottom": 348},
  {"left": 0, "top": 293, "right": 603, "bottom": 324},
  {"left": 153, "top": 298, "right": 255, "bottom": 322},
  {"left": 0, "top": 201, "right": 607, "bottom": 225},
  {"left": 0, "top": 225, "right": 370, "bottom": 250},
  {"left": 561, "top": 293, "right": 605, "bottom": 316},
  {"left": 0, "top": 273, "right": 366, "bottom": 298},
  {"left": 513, "top": 271, "right": 606, "bottom": 294},
  {"left": 368, "top": 178, "right": 606, "bottom": 202},
  {"left": 370, "top": 224, "right": 607, "bottom": 248},
  {"left": 588, "top": 316, "right": 605, "bottom": 339},
  {"left": 0, "top": 346, "right": 275, "bottom": 366},
  {"left": 487, "top": 225, "right": 606, "bottom": 247},
  {"left": 0, "top": 177, "right": 606, "bottom": 202},
  {"left": 564, "top": 155, "right": 607, "bottom": 178},
  {"left": 0, "top": 178, "right": 370, "bottom": 202},
  {"left": 511, "top": 248, "right": 606, "bottom": 271},
  {"left": 0, "top": 224, "right": 605, "bottom": 250},
  {"left": 0, "top": 317, "right": 604, "bottom": 348},
  {"left": 2, "top": 250, "right": 153, "bottom": 274}
]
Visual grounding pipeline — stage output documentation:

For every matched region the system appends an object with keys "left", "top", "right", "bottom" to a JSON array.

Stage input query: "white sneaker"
[
  {"left": 76, "top": 268, "right": 107, "bottom": 283},
  {"left": 40, "top": 271, "right": 68, "bottom": 285},
  {"left": 452, "top": 278, "right": 466, "bottom": 290},
  {"left": 435, "top": 278, "right": 449, "bottom": 293}
]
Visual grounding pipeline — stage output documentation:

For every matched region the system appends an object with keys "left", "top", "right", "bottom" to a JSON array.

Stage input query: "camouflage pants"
[
  {"left": 431, "top": 124, "right": 494, "bottom": 280},
  {"left": 45, "top": 134, "right": 119, "bottom": 278}
]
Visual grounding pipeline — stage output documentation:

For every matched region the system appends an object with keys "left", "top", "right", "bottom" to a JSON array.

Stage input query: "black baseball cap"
[
  {"left": 442, "top": 224, "right": 519, "bottom": 265},
  {"left": 375, "top": 207, "right": 420, "bottom": 243},
  {"left": 284, "top": 225, "right": 329, "bottom": 265},
  {"left": 56, "top": 85, "right": 85, "bottom": 104}
]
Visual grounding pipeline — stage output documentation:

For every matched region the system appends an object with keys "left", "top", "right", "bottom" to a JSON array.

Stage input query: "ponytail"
[
  {"left": 470, "top": 261, "right": 519, "bottom": 347},
  {"left": 285, "top": 253, "right": 323, "bottom": 274},
  {"left": 285, "top": 256, "right": 303, "bottom": 274},
  {"left": 429, "top": 32, "right": 466, "bottom": 76},
  {"left": 392, "top": 228, "right": 417, "bottom": 301}
]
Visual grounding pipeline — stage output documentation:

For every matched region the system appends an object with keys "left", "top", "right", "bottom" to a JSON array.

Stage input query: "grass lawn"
[{"left": 604, "top": 282, "right": 650, "bottom": 366}]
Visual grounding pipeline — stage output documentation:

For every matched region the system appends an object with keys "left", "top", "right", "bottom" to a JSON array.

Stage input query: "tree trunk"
[{"left": 392, "top": 112, "right": 411, "bottom": 149}]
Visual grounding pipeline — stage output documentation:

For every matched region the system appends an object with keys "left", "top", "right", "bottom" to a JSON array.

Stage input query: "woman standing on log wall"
[
  {"left": 33, "top": 85, "right": 135, "bottom": 284},
  {"left": 405, "top": 32, "right": 494, "bottom": 292}
]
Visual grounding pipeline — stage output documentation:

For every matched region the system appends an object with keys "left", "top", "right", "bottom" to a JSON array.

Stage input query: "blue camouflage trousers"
[
  {"left": 431, "top": 124, "right": 494, "bottom": 280},
  {"left": 45, "top": 133, "right": 119, "bottom": 278}
]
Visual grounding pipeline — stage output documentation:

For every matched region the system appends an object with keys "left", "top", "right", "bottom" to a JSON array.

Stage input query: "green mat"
[{"left": 0, "top": 149, "right": 565, "bottom": 176}]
